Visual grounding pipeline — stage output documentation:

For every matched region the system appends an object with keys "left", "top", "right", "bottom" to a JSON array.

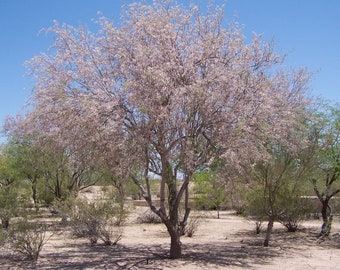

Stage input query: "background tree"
[
  {"left": 243, "top": 132, "right": 315, "bottom": 246},
  {"left": 310, "top": 105, "right": 340, "bottom": 239},
  {"left": 0, "top": 149, "right": 30, "bottom": 228},
  {"left": 193, "top": 164, "right": 228, "bottom": 219},
  {"left": 4, "top": 120, "right": 103, "bottom": 204},
  {"left": 0, "top": 144, "right": 18, "bottom": 187},
  {"left": 15, "top": 1, "right": 310, "bottom": 259},
  {"left": 2, "top": 138, "right": 45, "bottom": 208}
]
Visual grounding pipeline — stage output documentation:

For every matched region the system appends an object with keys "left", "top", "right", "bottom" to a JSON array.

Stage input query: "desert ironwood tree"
[{"left": 15, "top": 1, "right": 310, "bottom": 258}]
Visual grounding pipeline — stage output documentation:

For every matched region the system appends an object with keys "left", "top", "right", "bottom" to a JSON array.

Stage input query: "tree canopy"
[{"left": 4, "top": 1, "right": 310, "bottom": 259}]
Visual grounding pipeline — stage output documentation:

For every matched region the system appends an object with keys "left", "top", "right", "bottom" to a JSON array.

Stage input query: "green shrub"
[{"left": 0, "top": 182, "right": 29, "bottom": 229}]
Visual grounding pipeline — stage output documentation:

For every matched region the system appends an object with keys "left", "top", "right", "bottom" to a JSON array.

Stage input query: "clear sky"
[{"left": 1, "top": 0, "right": 339, "bottom": 141}]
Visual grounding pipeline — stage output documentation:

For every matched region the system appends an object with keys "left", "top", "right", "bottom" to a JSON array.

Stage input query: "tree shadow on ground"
[
  {"left": 3, "top": 226, "right": 338, "bottom": 269},
  {"left": 180, "top": 242, "right": 281, "bottom": 269},
  {"left": 0, "top": 240, "right": 282, "bottom": 270},
  {"left": 233, "top": 226, "right": 340, "bottom": 251}
]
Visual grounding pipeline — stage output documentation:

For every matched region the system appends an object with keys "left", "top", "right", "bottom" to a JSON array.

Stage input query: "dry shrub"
[
  {"left": 278, "top": 197, "right": 313, "bottom": 233},
  {"left": 137, "top": 210, "right": 162, "bottom": 224},
  {"left": 184, "top": 216, "right": 199, "bottom": 237},
  {"left": 69, "top": 198, "right": 124, "bottom": 246},
  {"left": 254, "top": 220, "right": 263, "bottom": 234},
  {"left": 279, "top": 215, "right": 301, "bottom": 232},
  {"left": 0, "top": 229, "right": 8, "bottom": 244},
  {"left": 99, "top": 225, "right": 123, "bottom": 246},
  {"left": 10, "top": 220, "right": 51, "bottom": 261}
]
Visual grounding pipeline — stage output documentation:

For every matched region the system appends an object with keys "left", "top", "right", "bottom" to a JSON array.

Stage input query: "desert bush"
[
  {"left": 37, "top": 179, "right": 55, "bottom": 206},
  {"left": 0, "top": 229, "right": 9, "bottom": 246},
  {"left": 278, "top": 201, "right": 313, "bottom": 232},
  {"left": 254, "top": 220, "right": 263, "bottom": 234},
  {"left": 137, "top": 209, "right": 162, "bottom": 224},
  {"left": 277, "top": 196, "right": 313, "bottom": 232},
  {"left": 0, "top": 181, "right": 30, "bottom": 229},
  {"left": 279, "top": 216, "right": 300, "bottom": 232},
  {"left": 123, "top": 179, "right": 142, "bottom": 200},
  {"left": 183, "top": 216, "right": 199, "bottom": 237},
  {"left": 9, "top": 220, "right": 50, "bottom": 261},
  {"left": 69, "top": 198, "right": 124, "bottom": 246},
  {"left": 98, "top": 225, "right": 123, "bottom": 246}
]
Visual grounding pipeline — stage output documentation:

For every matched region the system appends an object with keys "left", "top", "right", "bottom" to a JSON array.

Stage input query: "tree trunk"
[
  {"left": 163, "top": 158, "right": 185, "bottom": 259},
  {"left": 264, "top": 218, "right": 274, "bottom": 247},
  {"left": 312, "top": 179, "right": 337, "bottom": 239},
  {"left": 318, "top": 202, "right": 333, "bottom": 238},
  {"left": 1, "top": 218, "right": 9, "bottom": 229},
  {"left": 32, "top": 181, "right": 38, "bottom": 208},
  {"left": 168, "top": 225, "right": 182, "bottom": 259},
  {"left": 321, "top": 201, "right": 328, "bottom": 223}
]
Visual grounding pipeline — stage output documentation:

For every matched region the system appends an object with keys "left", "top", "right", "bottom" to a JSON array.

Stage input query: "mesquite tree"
[
  {"left": 18, "top": 1, "right": 309, "bottom": 258},
  {"left": 245, "top": 141, "right": 314, "bottom": 247},
  {"left": 310, "top": 105, "right": 340, "bottom": 239},
  {"left": 3, "top": 122, "right": 103, "bottom": 202}
]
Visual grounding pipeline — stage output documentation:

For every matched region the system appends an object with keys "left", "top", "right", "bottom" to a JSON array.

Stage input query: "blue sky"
[{"left": 0, "top": 0, "right": 339, "bottom": 141}]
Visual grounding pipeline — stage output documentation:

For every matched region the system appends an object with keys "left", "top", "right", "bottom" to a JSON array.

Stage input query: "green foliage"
[
  {"left": 276, "top": 186, "right": 313, "bottom": 232},
  {"left": 124, "top": 179, "right": 142, "bottom": 200},
  {"left": 0, "top": 186, "right": 19, "bottom": 229},
  {"left": 0, "top": 145, "right": 21, "bottom": 184},
  {"left": 36, "top": 179, "right": 55, "bottom": 206},
  {"left": 243, "top": 184, "right": 266, "bottom": 220},
  {"left": 244, "top": 171, "right": 313, "bottom": 232},
  {"left": 312, "top": 105, "right": 340, "bottom": 188},
  {"left": 307, "top": 104, "right": 340, "bottom": 237},
  {"left": 0, "top": 180, "right": 30, "bottom": 229},
  {"left": 2, "top": 136, "right": 105, "bottom": 205},
  {"left": 193, "top": 170, "right": 228, "bottom": 217},
  {"left": 240, "top": 134, "right": 317, "bottom": 240}
]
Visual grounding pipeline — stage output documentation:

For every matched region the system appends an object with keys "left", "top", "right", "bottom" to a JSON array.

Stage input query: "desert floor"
[{"left": 1, "top": 206, "right": 340, "bottom": 270}]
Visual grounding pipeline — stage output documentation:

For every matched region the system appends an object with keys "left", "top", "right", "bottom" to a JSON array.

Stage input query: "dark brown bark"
[
  {"left": 132, "top": 150, "right": 192, "bottom": 259},
  {"left": 31, "top": 181, "right": 38, "bottom": 207},
  {"left": 319, "top": 202, "right": 333, "bottom": 238},
  {"left": 169, "top": 230, "right": 182, "bottom": 259},
  {"left": 263, "top": 218, "right": 274, "bottom": 247},
  {"left": 1, "top": 218, "right": 9, "bottom": 229},
  {"left": 311, "top": 178, "right": 337, "bottom": 238},
  {"left": 161, "top": 158, "right": 192, "bottom": 258},
  {"left": 166, "top": 161, "right": 182, "bottom": 258}
]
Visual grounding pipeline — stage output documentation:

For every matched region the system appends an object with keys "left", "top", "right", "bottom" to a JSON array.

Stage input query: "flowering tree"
[{"left": 19, "top": 1, "right": 309, "bottom": 258}]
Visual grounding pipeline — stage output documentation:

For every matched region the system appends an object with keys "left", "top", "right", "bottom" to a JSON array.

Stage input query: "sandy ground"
[{"left": 1, "top": 207, "right": 340, "bottom": 269}]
